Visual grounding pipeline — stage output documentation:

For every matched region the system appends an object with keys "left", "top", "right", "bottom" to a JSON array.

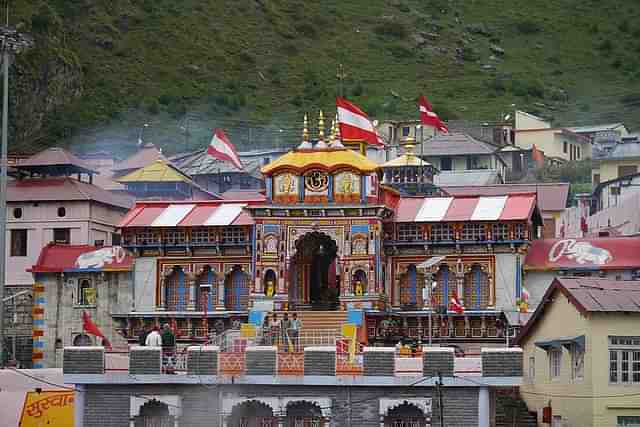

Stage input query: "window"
[
  {"left": 609, "top": 336, "right": 640, "bottom": 384},
  {"left": 514, "top": 223, "right": 527, "bottom": 240},
  {"left": 398, "top": 224, "right": 421, "bottom": 241},
  {"left": 563, "top": 141, "right": 568, "bottom": 153},
  {"left": 461, "top": 223, "right": 486, "bottom": 241},
  {"left": 577, "top": 146, "right": 581, "bottom": 159},
  {"left": 466, "top": 156, "right": 479, "bottom": 170},
  {"left": 618, "top": 416, "right": 640, "bottom": 426},
  {"left": 53, "top": 228, "right": 70, "bottom": 244},
  {"left": 593, "top": 174, "right": 600, "bottom": 185},
  {"left": 165, "top": 230, "right": 186, "bottom": 245},
  {"left": 10, "top": 229, "right": 27, "bottom": 256},
  {"left": 77, "top": 279, "right": 96, "bottom": 306},
  {"left": 192, "top": 228, "right": 215, "bottom": 244},
  {"left": 440, "top": 157, "right": 452, "bottom": 171},
  {"left": 12, "top": 207, "right": 22, "bottom": 219},
  {"left": 136, "top": 230, "right": 160, "bottom": 245},
  {"left": 263, "top": 157, "right": 270, "bottom": 166},
  {"left": 402, "top": 126, "right": 410, "bottom": 137},
  {"left": 57, "top": 207, "right": 66, "bottom": 217},
  {"left": 618, "top": 165, "right": 639, "bottom": 178},
  {"left": 111, "top": 233, "right": 121, "bottom": 246},
  {"left": 549, "top": 349, "right": 561, "bottom": 378},
  {"left": 430, "top": 224, "right": 454, "bottom": 241},
  {"left": 571, "top": 345, "right": 584, "bottom": 380},
  {"left": 492, "top": 223, "right": 509, "bottom": 240},
  {"left": 223, "top": 226, "right": 247, "bottom": 243},
  {"left": 528, "top": 356, "right": 536, "bottom": 382}
]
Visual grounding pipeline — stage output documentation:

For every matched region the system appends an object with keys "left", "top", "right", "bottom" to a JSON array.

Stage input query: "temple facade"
[{"left": 115, "top": 113, "right": 542, "bottom": 350}]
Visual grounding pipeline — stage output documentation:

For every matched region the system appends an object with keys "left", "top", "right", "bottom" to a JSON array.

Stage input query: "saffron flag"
[
  {"left": 449, "top": 295, "right": 464, "bottom": 314},
  {"left": 418, "top": 96, "right": 449, "bottom": 133},
  {"left": 208, "top": 129, "right": 244, "bottom": 170},
  {"left": 532, "top": 144, "right": 545, "bottom": 168},
  {"left": 81, "top": 311, "right": 112, "bottom": 349},
  {"left": 336, "top": 97, "right": 385, "bottom": 147}
]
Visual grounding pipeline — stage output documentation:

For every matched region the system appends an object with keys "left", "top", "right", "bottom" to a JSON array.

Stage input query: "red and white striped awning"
[
  {"left": 118, "top": 202, "right": 253, "bottom": 227},
  {"left": 396, "top": 194, "right": 536, "bottom": 222}
]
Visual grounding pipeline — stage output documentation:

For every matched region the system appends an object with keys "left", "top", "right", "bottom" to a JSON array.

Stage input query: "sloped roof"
[
  {"left": 112, "top": 143, "right": 166, "bottom": 173},
  {"left": 170, "top": 149, "right": 261, "bottom": 177},
  {"left": 17, "top": 147, "right": 96, "bottom": 174},
  {"left": 515, "top": 277, "right": 640, "bottom": 345},
  {"left": 381, "top": 154, "right": 432, "bottom": 168},
  {"left": 7, "top": 177, "right": 133, "bottom": 209},
  {"left": 261, "top": 148, "right": 379, "bottom": 175},
  {"left": 434, "top": 170, "right": 501, "bottom": 186},
  {"left": 29, "top": 244, "right": 133, "bottom": 273},
  {"left": 116, "top": 159, "right": 193, "bottom": 183},
  {"left": 442, "top": 183, "right": 569, "bottom": 213},
  {"left": 593, "top": 140, "right": 640, "bottom": 161},
  {"left": 417, "top": 133, "right": 498, "bottom": 156},
  {"left": 221, "top": 190, "right": 267, "bottom": 201},
  {"left": 568, "top": 123, "right": 626, "bottom": 134}
]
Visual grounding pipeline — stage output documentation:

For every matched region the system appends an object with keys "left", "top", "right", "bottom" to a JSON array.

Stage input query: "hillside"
[{"left": 10, "top": 0, "right": 640, "bottom": 155}]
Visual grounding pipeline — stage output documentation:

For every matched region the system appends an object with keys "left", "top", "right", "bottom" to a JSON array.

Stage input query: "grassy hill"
[{"left": 10, "top": 0, "right": 640, "bottom": 155}]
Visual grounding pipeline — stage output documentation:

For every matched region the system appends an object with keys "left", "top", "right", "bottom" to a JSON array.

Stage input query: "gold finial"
[
  {"left": 329, "top": 119, "right": 336, "bottom": 143},
  {"left": 303, "top": 114, "right": 309, "bottom": 142},
  {"left": 403, "top": 136, "right": 416, "bottom": 155},
  {"left": 332, "top": 113, "right": 345, "bottom": 148},
  {"left": 318, "top": 110, "right": 325, "bottom": 143}
]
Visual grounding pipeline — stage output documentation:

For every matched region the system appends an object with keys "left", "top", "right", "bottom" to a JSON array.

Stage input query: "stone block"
[
  {"left": 481, "top": 347, "right": 523, "bottom": 377},
  {"left": 129, "top": 346, "right": 161, "bottom": 374},
  {"left": 246, "top": 346, "right": 277, "bottom": 375},
  {"left": 304, "top": 346, "right": 336, "bottom": 376},
  {"left": 363, "top": 347, "right": 395, "bottom": 376},
  {"left": 422, "top": 346, "right": 454, "bottom": 377},
  {"left": 63, "top": 347, "right": 104, "bottom": 374},
  {"left": 187, "top": 346, "right": 219, "bottom": 376}
]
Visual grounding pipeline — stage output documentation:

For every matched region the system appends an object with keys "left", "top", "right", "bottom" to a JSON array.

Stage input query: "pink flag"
[
  {"left": 207, "top": 129, "right": 244, "bottom": 170},
  {"left": 336, "top": 97, "right": 385, "bottom": 148}
]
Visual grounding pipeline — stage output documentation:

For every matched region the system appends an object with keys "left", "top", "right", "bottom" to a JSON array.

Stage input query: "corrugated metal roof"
[
  {"left": 170, "top": 149, "right": 262, "bottom": 177},
  {"left": 7, "top": 177, "right": 133, "bottom": 210},
  {"left": 418, "top": 133, "right": 498, "bottom": 156},
  {"left": 18, "top": 147, "right": 96, "bottom": 173},
  {"left": 29, "top": 244, "right": 134, "bottom": 273},
  {"left": 112, "top": 143, "right": 166, "bottom": 173},
  {"left": 116, "top": 159, "right": 193, "bottom": 183},
  {"left": 433, "top": 170, "right": 502, "bottom": 186}
]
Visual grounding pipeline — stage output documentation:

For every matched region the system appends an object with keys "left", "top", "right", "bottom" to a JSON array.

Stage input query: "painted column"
[
  {"left": 478, "top": 386, "right": 490, "bottom": 427},
  {"left": 158, "top": 276, "right": 166, "bottom": 311},
  {"left": 187, "top": 275, "right": 197, "bottom": 311},
  {"left": 217, "top": 273, "right": 225, "bottom": 310}
]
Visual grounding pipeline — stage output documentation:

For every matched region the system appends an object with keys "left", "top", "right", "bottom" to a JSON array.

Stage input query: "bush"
[
  {"left": 351, "top": 81, "right": 364, "bottom": 97},
  {"left": 511, "top": 79, "right": 544, "bottom": 98},
  {"left": 598, "top": 39, "right": 613, "bottom": 52},
  {"left": 620, "top": 20, "right": 630, "bottom": 33},
  {"left": 374, "top": 21, "right": 408, "bottom": 39},
  {"left": 390, "top": 43, "right": 413, "bottom": 58},
  {"left": 515, "top": 19, "right": 543, "bottom": 34},
  {"left": 295, "top": 23, "right": 317, "bottom": 39},
  {"left": 145, "top": 98, "right": 160, "bottom": 115},
  {"left": 460, "top": 46, "right": 480, "bottom": 62}
]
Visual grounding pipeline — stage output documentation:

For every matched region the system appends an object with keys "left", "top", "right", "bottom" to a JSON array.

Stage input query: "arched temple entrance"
[
  {"left": 134, "top": 399, "right": 174, "bottom": 427},
  {"left": 227, "top": 400, "right": 277, "bottom": 427},
  {"left": 289, "top": 232, "right": 339, "bottom": 310}
]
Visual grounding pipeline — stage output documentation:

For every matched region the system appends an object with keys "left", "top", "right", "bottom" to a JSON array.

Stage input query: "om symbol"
[{"left": 304, "top": 170, "right": 329, "bottom": 192}]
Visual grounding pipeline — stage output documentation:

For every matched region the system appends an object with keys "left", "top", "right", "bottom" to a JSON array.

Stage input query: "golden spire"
[
  {"left": 328, "top": 118, "right": 336, "bottom": 143},
  {"left": 403, "top": 136, "right": 416, "bottom": 156},
  {"left": 297, "top": 113, "right": 313, "bottom": 150},
  {"left": 331, "top": 113, "right": 345, "bottom": 148},
  {"left": 318, "top": 110, "right": 325, "bottom": 143}
]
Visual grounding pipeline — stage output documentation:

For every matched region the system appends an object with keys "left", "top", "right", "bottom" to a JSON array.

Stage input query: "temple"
[{"left": 115, "top": 111, "right": 542, "bottom": 349}]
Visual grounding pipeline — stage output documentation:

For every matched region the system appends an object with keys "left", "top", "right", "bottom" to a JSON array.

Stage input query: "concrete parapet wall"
[
  {"left": 304, "top": 347, "right": 336, "bottom": 376},
  {"left": 187, "top": 346, "right": 219, "bottom": 376},
  {"left": 423, "top": 346, "right": 454, "bottom": 377},
  {"left": 63, "top": 347, "right": 104, "bottom": 374},
  {"left": 246, "top": 346, "right": 277, "bottom": 375},
  {"left": 129, "top": 346, "right": 161, "bottom": 375},
  {"left": 481, "top": 347, "right": 523, "bottom": 377},
  {"left": 363, "top": 347, "right": 395, "bottom": 376}
]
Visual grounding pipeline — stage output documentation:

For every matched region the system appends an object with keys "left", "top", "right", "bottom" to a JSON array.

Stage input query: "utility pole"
[
  {"left": 0, "top": 9, "right": 33, "bottom": 368},
  {"left": 436, "top": 372, "right": 445, "bottom": 427}
]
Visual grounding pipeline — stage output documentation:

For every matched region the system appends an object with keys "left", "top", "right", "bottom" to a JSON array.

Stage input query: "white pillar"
[
  {"left": 75, "top": 384, "right": 85, "bottom": 427},
  {"left": 478, "top": 386, "right": 490, "bottom": 427},
  {"left": 188, "top": 277, "right": 196, "bottom": 311}
]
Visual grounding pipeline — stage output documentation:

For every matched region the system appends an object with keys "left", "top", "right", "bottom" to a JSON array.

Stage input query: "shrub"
[
  {"left": 390, "top": 43, "right": 413, "bottom": 58},
  {"left": 374, "top": 21, "right": 408, "bottom": 39},
  {"left": 620, "top": 20, "right": 630, "bottom": 33},
  {"left": 460, "top": 46, "right": 479, "bottom": 62},
  {"left": 511, "top": 79, "right": 544, "bottom": 98},
  {"left": 295, "top": 23, "right": 318, "bottom": 39},
  {"left": 598, "top": 39, "right": 613, "bottom": 52},
  {"left": 145, "top": 98, "right": 160, "bottom": 115},
  {"left": 515, "top": 19, "right": 543, "bottom": 34}
]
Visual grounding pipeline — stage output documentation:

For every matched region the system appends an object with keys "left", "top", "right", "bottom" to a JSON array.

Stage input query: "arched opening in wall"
[
  {"left": 352, "top": 269, "right": 367, "bottom": 296},
  {"left": 285, "top": 401, "right": 325, "bottom": 427},
  {"left": 197, "top": 266, "right": 217, "bottom": 312},
  {"left": 463, "top": 264, "right": 489, "bottom": 310},
  {"left": 165, "top": 266, "right": 186, "bottom": 311},
  {"left": 227, "top": 400, "right": 276, "bottom": 427},
  {"left": 264, "top": 269, "right": 277, "bottom": 297},
  {"left": 384, "top": 402, "right": 428, "bottom": 427},
  {"left": 72, "top": 334, "right": 92, "bottom": 346},
  {"left": 134, "top": 399, "right": 174, "bottom": 427},
  {"left": 433, "top": 264, "right": 452, "bottom": 310},
  {"left": 289, "top": 231, "right": 339, "bottom": 310},
  {"left": 400, "top": 265, "right": 423, "bottom": 309},
  {"left": 225, "top": 266, "right": 250, "bottom": 311}
]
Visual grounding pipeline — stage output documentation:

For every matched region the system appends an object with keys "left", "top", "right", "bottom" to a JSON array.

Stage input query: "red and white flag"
[
  {"left": 418, "top": 95, "right": 449, "bottom": 133},
  {"left": 82, "top": 311, "right": 112, "bottom": 349},
  {"left": 449, "top": 294, "right": 465, "bottom": 314},
  {"left": 207, "top": 129, "right": 244, "bottom": 170},
  {"left": 336, "top": 97, "right": 385, "bottom": 148}
]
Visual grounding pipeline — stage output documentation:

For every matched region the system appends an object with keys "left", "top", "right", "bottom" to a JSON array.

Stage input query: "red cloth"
[
  {"left": 336, "top": 97, "right": 385, "bottom": 147},
  {"left": 81, "top": 311, "right": 112, "bottom": 349},
  {"left": 449, "top": 295, "right": 465, "bottom": 314},
  {"left": 208, "top": 128, "right": 243, "bottom": 170},
  {"left": 418, "top": 96, "right": 448, "bottom": 133}
]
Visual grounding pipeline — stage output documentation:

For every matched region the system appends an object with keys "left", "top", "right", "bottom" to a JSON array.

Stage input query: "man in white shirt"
[{"left": 145, "top": 326, "right": 162, "bottom": 347}]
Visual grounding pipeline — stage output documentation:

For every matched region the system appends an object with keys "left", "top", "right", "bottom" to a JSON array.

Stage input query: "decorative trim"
[{"left": 379, "top": 398, "right": 432, "bottom": 416}]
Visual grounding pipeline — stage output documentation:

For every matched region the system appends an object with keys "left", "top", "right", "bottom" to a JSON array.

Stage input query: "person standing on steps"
[
  {"left": 290, "top": 312, "right": 301, "bottom": 351},
  {"left": 145, "top": 325, "right": 162, "bottom": 347},
  {"left": 270, "top": 313, "right": 280, "bottom": 348},
  {"left": 161, "top": 324, "right": 177, "bottom": 374},
  {"left": 281, "top": 312, "right": 291, "bottom": 352}
]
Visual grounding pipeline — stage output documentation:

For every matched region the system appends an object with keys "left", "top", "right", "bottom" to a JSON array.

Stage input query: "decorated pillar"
[{"left": 187, "top": 273, "right": 197, "bottom": 311}]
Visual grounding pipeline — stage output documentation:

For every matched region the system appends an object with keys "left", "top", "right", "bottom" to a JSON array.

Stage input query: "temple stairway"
[{"left": 277, "top": 310, "right": 348, "bottom": 335}]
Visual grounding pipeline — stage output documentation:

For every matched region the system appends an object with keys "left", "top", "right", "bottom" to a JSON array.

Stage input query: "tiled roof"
[
  {"left": 18, "top": 147, "right": 96, "bottom": 174},
  {"left": 116, "top": 159, "right": 193, "bottom": 183},
  {"left": 442, "top": 183, "right": 569, "bottom": 213},
  {"left": 112, "top": 143, "right": 166, "bottom": 173},
  {"left": 417, "top": 133, "right": 498, "bottom": 156},
  {"left": 7, "top": 177, "right": 133, "bottom": 210},
  {"left": 515, "top": 277, "right": 640, "bottom": 344}
]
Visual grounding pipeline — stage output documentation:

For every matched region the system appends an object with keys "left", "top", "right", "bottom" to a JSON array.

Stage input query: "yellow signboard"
[
  {"left": 240, "top": 323, "right": 256, "bottom": 338},
  {"left": 20, "top": 390, "right": 74, "bottom": 427}
]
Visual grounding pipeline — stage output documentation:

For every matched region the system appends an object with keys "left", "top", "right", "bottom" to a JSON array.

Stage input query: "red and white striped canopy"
[
  {"left": 118, "top": 202, "right": 254, "bottom": 228},
  {"left": 395, "top": 194, "right": 537, "bottom": 223}
]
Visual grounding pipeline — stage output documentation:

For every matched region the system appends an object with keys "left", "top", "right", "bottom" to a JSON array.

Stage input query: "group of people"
[
  {"left": 138, "top": 324, "right": 177, "bottom": 373},
  {"left": 262, "top": 312, "right": 301, "bottom": 351}
]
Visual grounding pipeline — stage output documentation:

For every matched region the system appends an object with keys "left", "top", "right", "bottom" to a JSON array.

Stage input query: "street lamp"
[{"left": 0, "top": 24, "right": 33, "bottom": 368}]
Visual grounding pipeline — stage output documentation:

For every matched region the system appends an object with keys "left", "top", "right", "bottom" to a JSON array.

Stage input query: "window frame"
[
  {"left": 492, "top": 223, "right": 509, "bottom": 241},
  {"left": 528, "top": 355, "right": 536, "bottom": 383},
  {"left": 76, "top": 278, "right": 96, "bottom": 306},
  {"left": 53, "top": 228, "right": 71, "bottom": 244},
  {"left": 461, "top": 223, "right": 486, "bottom": 241},
  {"left": 223, "top": 226, "right": 247, "bottom": 243},
  {"left": 549, "top": 348, "right": 562, "bottom": 379},
  {"left": 563, "top": 141, "right": 568, "bottom": 154},
  {"left": 571, "top": 345, "right": 584, "bottom": 381},
  {"left": 430, "top": 224, "right": 454, "bottom": 241},
  {"left": 10, "top": 229, "right": 28, "bottom": 257},
  {"left": 609, "top": 336, "right": 640, "bottom": 385},
  {"left": 397, "top": 224, "right": 422, "bottom": 241},
  {"left": 401, "top": 126, "right": 410, "bottom": 137}
]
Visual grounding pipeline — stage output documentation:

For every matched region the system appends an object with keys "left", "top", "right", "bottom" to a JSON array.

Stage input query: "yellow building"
[
  {"left": 514, "top": 111, "right": 592, "bottom": 162},
  {"left": 591, "top": 136, "right": 640, "bottom": 185},
  {"left": 515, "top": 277, "right": 640, "bottom": 427}
]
